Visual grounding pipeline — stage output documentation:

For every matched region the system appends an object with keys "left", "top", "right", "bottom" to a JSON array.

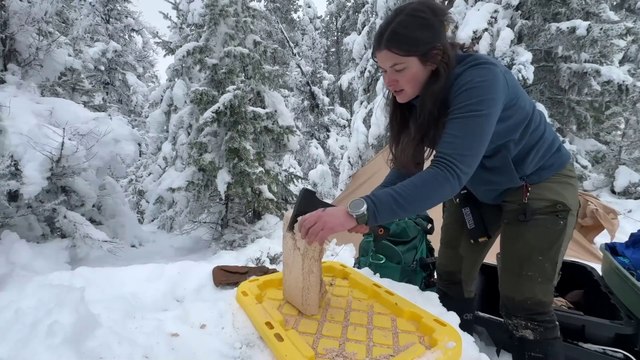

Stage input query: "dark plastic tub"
[
  {"left": 474, "top": 260, "right": 639, "bottom": 359},
  {"left": 475, "top": 314, "right": 634, "bottom": 360}
]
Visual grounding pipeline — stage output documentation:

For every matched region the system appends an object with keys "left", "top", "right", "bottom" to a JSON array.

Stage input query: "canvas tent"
[{"left": 332, "top": 146, "right": 620, "bottom": 265}]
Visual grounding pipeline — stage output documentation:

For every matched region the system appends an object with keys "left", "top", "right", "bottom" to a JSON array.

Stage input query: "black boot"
[
  {"left": 511, "top": 337, "right": 564, "bottom": 360},
  {"left": 504, "top": 311, "right": 565, "bottom": 360},
  {"left": 436, "top": 288, "right": 476, "bottom": 334}
]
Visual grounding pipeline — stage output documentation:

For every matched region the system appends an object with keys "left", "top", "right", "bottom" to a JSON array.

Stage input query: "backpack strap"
[
  {"left": 412, "top": 214, "right": 435, "bottom": 235},
  {"left": 368, "top": 225, "right": 391, "bottom": 265}
]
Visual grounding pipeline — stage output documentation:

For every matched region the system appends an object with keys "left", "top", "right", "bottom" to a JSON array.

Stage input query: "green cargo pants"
[{"left": 436, "top": 163, "right": 580, "bottom": 341}]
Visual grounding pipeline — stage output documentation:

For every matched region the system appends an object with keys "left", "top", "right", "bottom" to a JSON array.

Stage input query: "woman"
[{"left": 298, "top": 1, "right": 578, "bottom": 359}]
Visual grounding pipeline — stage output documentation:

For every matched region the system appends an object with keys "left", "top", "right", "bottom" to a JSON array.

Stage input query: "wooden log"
[{"left": 282, "top": 210, "right": 325, "bottom": 316}]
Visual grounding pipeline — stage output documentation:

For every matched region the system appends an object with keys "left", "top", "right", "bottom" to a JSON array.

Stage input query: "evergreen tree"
[
  {"left": 517, "top": 0, "right": 640, "bottom": 192},
  {"left": 322, "top": 0, "right": 353, "bottom": 110},
  {"left": 0, "top": 0, "right": 8, "bottom": 79},
  {"left": 264, "top": 0, "right": 300, "bottom": 35},
  {"left": 297, "top": 0, "right": 350, "bottom": 199},
  {"left": 126, "top": 0, "right": 207, "bottom": 231},
  {"left": 1, "top": 0, "right": 72, "bottom": 80},
  {"left": 335, "top": 0, "right": 403, "bottom": 191},
  {"left": 449, "top": 0, "right": 534, "bottom": 85},
  {"left": 137, "top": 0, "right": 300, "bottom": 246},
  {"left": 286, "top": 0, "right": 350, "bottom": 200},
  {"left": 190, "top": 0, "right": 299, "bottom": 240},
  {"left": 43, "top": 0, "right": 158, "bottom": 119},
  {"left": 0, "top": 152, "right": 22, "bottom": 233}
]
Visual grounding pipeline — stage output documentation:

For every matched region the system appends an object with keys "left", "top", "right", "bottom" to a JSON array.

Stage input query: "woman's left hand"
[{"left": 298, "top": 206, "right": 358, "bottom": 245}]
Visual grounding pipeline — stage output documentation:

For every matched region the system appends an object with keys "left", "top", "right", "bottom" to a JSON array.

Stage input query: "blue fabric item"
[
  {"left": 363, "top": 53, "right": 571, "bottom": 226},
  {"left": 606, "top": 230, "right": 640, "bottom": 281}
]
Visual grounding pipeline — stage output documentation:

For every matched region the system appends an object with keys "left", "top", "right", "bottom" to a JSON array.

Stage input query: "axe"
[{"left": 287, "top": 187, "right": 335, "bottom": 232}]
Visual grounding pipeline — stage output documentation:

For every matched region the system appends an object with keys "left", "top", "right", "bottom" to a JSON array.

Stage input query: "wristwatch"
[{"left": 347, "top": 198, "right": 368, "bottom": 225}]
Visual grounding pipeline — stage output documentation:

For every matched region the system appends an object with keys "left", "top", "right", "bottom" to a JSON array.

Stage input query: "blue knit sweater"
[{"left": 362, "top": 53, "right": 571, "bottom": 226}]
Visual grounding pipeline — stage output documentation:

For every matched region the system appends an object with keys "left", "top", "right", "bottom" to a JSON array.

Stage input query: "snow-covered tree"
[
  {"left": 0, "top": 152, "right": 22, "bottom": 232},
  {"left": 0, "top": 75, "right": 145, "bottom": 255},
  {"left": 0, "top": 1, "right": 150, "bottom": 256},
  {"left": 322, "top": 0, "right": 353, "bottom": 110},
  {"left": 189, "top": 0, "right": 299, "bottom": 238},
  {"left": 264, "top": 0, "right": 349, "bottom": 201},
  {"left": 449, "top": 0, "right": 534, "bottom": 85},
  {"left": 125, "top": 0, "right": 207, "bottom": 231},
  {"left": 264, "top": 0, "right": 300, "bottom": 35},
  {"left": 2, "top": 0, "right": 74, "bottom": 81},
  {"left": 137, "top": 0, "right": 301, "bottom": 248},
  {"left": 516, "top": 0, "right": 640, "bottom": 194},
  {"left": 0, "top": 0, "right": 8, "bottom": 78},
  {"left": 334, "top": 0, "right": 402, "bottom": 192},
  {"left": 43, "top": 0, "right": 158, "bottom": 120}
]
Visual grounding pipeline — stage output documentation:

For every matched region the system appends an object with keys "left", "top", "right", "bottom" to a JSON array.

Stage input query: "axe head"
[{"left": 287, "top": 188, "right": 334, "bottom": 232}]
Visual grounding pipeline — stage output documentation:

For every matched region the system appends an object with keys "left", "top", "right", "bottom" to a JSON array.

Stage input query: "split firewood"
[{"left": 282, "top": 210, "right": 326, "bottom": 316}]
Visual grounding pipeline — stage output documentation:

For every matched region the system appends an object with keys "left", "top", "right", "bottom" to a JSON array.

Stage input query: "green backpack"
[{"left": 355, "top": 214, "right": 437, "bottom": 291}]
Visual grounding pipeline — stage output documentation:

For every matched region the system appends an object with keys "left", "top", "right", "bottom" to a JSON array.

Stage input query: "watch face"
[{"left": 348, "top": 198, "right": 366, "bottom": 213}]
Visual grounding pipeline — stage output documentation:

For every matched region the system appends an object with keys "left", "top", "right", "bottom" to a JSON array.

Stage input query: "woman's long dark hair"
[{"left": 372, "top": 0, "right": 457, "bottom": 173}]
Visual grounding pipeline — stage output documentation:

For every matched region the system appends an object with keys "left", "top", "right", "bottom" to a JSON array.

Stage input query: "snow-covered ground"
[
  {"left": 0, "top": 213, "right": 493, "bottom": 360},
  {"left": 2, "top": 198, "right": 639, "bottom": 360}
]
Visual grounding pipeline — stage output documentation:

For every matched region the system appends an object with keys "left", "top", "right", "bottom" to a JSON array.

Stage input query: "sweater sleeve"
[
  {"left": 362, "top": 63, "right": 509, "bottom": 226},
  {"left": 370, "top": 167, "right": 412, "bottom": 194}
]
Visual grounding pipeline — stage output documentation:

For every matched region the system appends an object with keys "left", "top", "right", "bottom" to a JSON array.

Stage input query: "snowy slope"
[
  {"left": 0, "top": 213, "right": 494, "bottom": 360},
  {"left": 2, "top": 203, "right": 639, "bottom": 360}
]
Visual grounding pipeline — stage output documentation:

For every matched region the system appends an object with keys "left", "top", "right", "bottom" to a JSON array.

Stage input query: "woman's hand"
[
  {"left": 348, "top": 224, "right": 370, "bottom": 234},
  {"left": 298, "top": 206, "right": 359, "bottom": 245}
]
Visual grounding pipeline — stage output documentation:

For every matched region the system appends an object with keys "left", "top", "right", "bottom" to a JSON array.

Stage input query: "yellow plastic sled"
[{"left": 236, "top": 261, "right": 461, "bottom": 359}]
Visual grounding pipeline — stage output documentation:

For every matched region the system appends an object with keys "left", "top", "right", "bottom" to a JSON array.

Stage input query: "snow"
[
  {"left": 549, "top": 20, "right": 591, "bottom": 37},
  {"left": 308, "top": 0, "right": 327, "bottom": 16},
  {"left": 455, "top": 2, "right": 501, "bottom": 46},
  {"left": 494, "top": 28, "right": 515, "bottom": 58},
  {"left": 203, "top": 89, "right": 240, "bottom": 119},
  {"left": 613, "top": 166, "right": 640, "bottom": 193},
  {"left": 368, "top": 80, "right": 389, "bottom": 144},
  {"left": 57, "top": 209, "right": 115, "bottom": 255},
  {"left": 350, "top": 28, "right": 369, "bottom": 61},
  {"left": 126, "top": 71, "right": 149, "bottom": 94},
  {"left": 596, "top": 4, "right": 620, "bottom": 21},
  {"left": 148, "top": 108, "right": 168, "bottom": 134},
  {"left": 248, "top": 1, "right": 265, "bottom": 11},
  {"left": 257, "top": 185, "right": 277, "bottom": 201},
  {"left": 174, "top": 42, "right": 202, "bottom": 62},
  {"left": 263, "top": 89, "right": 300, "bottom": 151},
  {"left": 263, "top": 90, "right": 294, "bottom": 127},
  {"left": 591, "top": 189, "right": 640, "bottom": 249},
  {"left": 148, "top": 167, "right": 197, "bottom": 204},
  {"left": 172, "top": 79, "right": 189, "bottom": 109},
  {"left": 0, "top": 83, "right": 140, "bottom": 198},
  {"left": 3, "top": 193, "right": 639, "bottom": 360},
  {"left": 38, "top": 48, "right": 80, "bottom": 83},
  {"left": 571, "top": 135, "right": 608, "bottom": 153},
  {"left": 308, "top": 163, "right": 334, "bottom": 195},
  {"left": 2, "top": 79, "right": 640, "bottom": 360},
  {"left": 0, "top": 214, "right": 488, "bottom": 360},
  {"left": 216, "top": 167, "right": 233, "bottom": 198}
]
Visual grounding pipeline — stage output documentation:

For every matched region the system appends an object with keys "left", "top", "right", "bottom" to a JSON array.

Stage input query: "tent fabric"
[{"left": 331, "top": 146, "right": 619, "bottom": 265}]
